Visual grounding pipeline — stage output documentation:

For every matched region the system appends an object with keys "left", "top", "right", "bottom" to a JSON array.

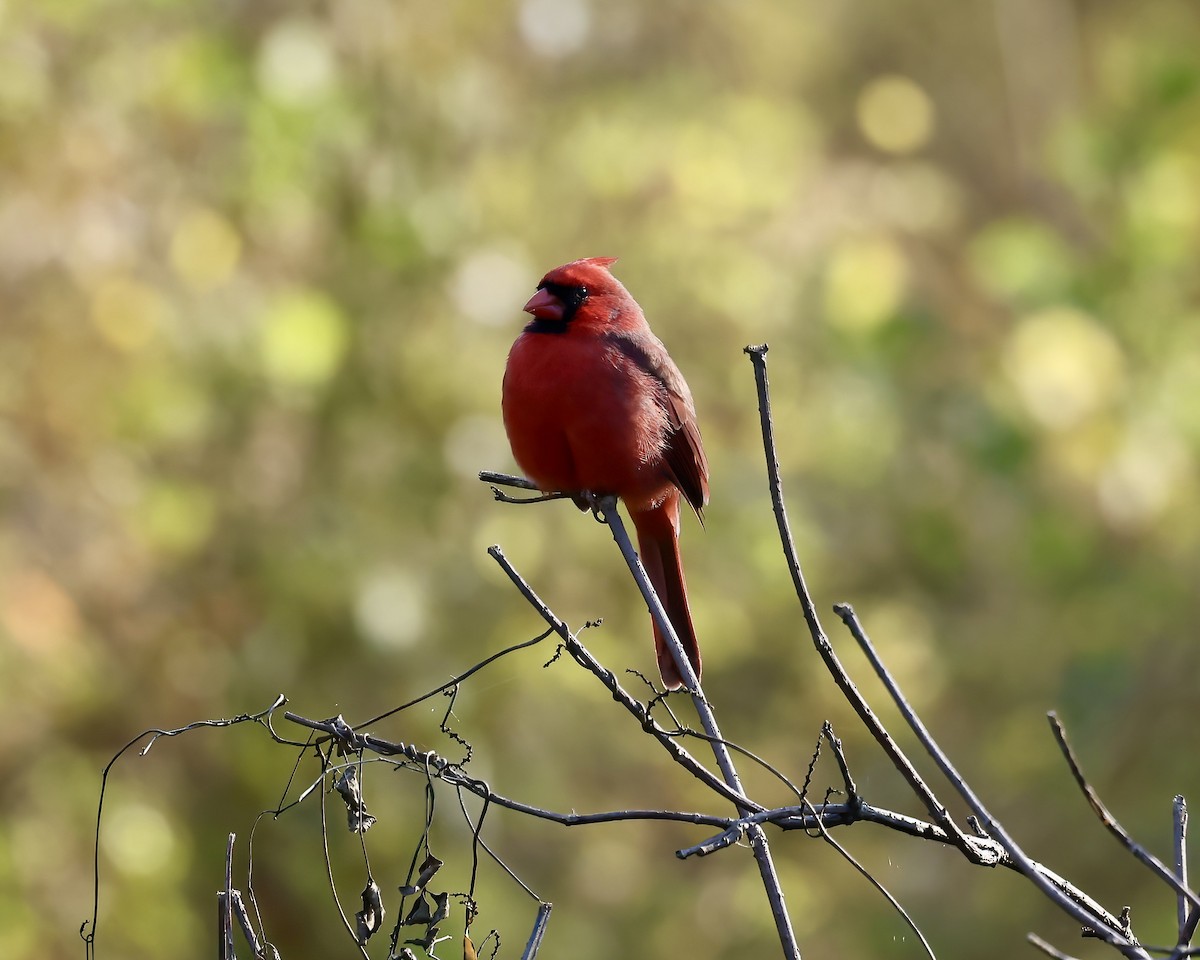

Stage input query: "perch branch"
[
  {"left": 485, "top": 546, "right": 761, "bottom": 812},
  {"left": 479, "top": 470, "right": 570, "bottom": 505},
  {"left": 596, "top": 498, "right": 800, "bottom": 958}
]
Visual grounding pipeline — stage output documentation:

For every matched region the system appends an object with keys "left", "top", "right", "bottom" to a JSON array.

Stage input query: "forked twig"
[
  {"left": 834, "top": 588, "right": 1143, "bottom": 955},
  {"left": 484, "top": 545, "right": 761, "bottom": 812},
  {"left": 745, "top": 344, "right": 1149, "bottom": 959},
  {"left": 479, "top": 470, "right": 570, "bottom": 506},
  {"left": 742, "top": 345, "right": 982, "bottom": 864}
]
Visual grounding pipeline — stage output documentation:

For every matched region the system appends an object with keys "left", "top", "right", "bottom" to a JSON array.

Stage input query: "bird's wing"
[{"left": 608, "top": 332, "right": 710, "bottom": 518}]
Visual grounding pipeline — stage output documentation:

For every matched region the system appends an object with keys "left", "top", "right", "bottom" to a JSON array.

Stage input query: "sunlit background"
[{"left": 3, "top": 0, "right": 1200, "bottom": 957}]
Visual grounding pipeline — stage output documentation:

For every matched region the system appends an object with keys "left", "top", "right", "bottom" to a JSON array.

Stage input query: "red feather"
[{"left": 502, "top": 258, "right": 708, "bottom": 689}]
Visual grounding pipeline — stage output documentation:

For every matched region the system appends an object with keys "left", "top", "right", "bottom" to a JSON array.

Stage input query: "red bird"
[{"left": 501, "top": 257, "right": 709, "bottom": 689}]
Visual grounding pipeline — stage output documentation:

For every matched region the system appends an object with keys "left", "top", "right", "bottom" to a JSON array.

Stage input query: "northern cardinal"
[{"left": 501, "top": 257, "right": 709, "bottom": 689}]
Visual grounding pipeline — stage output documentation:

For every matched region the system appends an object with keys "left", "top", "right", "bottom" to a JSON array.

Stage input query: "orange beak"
[{"left": 523, "top": 288, "right": 564, "bottom": 322}]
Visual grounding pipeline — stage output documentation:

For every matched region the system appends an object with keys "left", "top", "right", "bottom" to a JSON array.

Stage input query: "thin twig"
[
  {"left": 673, "top": 728, "right": 807, "bottom": 802},
  {"left": 743, "top": 344, "right": 980, "bottom": 863},
  {"left": 802, "top": 799, "right": 937, "bottom": 960},
  {"left": 84, "top": 697, "right": 287, "bottom": 959},
  {"left": 598, "top": 499, "right": 800, "bottom": 959},
  {"left": 1048, "top": 713, "right": 1200, "bottom": 918},
  {"left": 478, "top": 471, "right": 540, "bottom": 491},
  {"left": 1028, "top": 932, "right": 1082, "bottom": 960},
  {"left": 521, "top": 902, "right": 552, "bottom": 960},
  {"left": 1176, "top": 796, "right": 1190, "bottom": 947},
  {"left": 454, "top": 783, "right": 540, "bottom": 900},
  {"left": 357, "top": 628, "right": 554, "bottom": 728},
  {"left": 484, "top": 546, "right": 762, "bottom": 812},
  {"left": 219, "top": 834, "right": 235, "bottom": 960},
  {"left": 822, "top": 722, "right": 858, "bottom": 805},
  {"left": 1179, "top": 914, "right": 1200, "bottom": 960},
  {"left": 478, "top": 470, "right": 570, "bottom": 505},
  {"left": 316, "top": 747, "right": 370, "bottom": 958},
  {"left": 747, "top": 344, "right": 1147, "bottom": 957},
  {"left": 836, "top": 603, "right": 1145, "bottom": 956}
]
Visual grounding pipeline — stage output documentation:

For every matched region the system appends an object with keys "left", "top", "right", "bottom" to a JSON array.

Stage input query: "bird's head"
[{"left": 522, "top": 257, "right": 635, "bottom": 332}]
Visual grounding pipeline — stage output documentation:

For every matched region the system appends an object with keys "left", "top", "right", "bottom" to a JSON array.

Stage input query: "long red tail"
[{"left": 631, "top": 497, "right": 702, "bottom": 690}]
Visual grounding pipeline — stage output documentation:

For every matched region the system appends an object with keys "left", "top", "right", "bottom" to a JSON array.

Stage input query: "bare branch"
[
  {"left": 747, "top": 344, "right": 1150, "bottom": 958},
  {"left": 743, "top": 344, "right": 981, "bottom": 862},
  {"left": 282, "top": 714, "right": 736, "bottom": 832},
  {"left": 1028, "top": 932, "right": 1082, "bottom": 960},
  {"left": 597, "top": 499, "right": 800, "bottom": 958},
  {"left": 478, "top": 470, "right": 571, "bottom": 505},
  {"left": 219, "top": 833, "right": 235, "bottom": 960},
  {"left": 836, "top": 602, "right": 1145, "bottom": 956},
  {"left": 484, "top": 546, "right": 763, "bottom": 811},
  {"left": 1176, "top": 796, "right": 1190, "bottom": 947},
  {"left": 521, "top": 902, "right": 552, "bottom": 960},
  {"left": 802, "top": 799, "right": 938, "bottom": 960},
  {"left": 1048, "top": 713, "right": 1200, "bottom": 918}
]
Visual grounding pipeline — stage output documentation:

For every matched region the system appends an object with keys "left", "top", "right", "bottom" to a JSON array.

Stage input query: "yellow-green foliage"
[{"left": 2, "top": 1, "right": 1199, "bottom": 957}]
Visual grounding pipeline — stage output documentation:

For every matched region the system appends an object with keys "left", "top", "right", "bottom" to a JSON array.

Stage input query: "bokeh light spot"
[
  {"left": 257, "top": 18, "right": 336, "bottom": 105},
  {"left": 450, "top": 249, "right": 533, "bottom": 328},
  {"left": 101, "top": 802, "right": 177, "bottom": 878},
  {"left": 169, "top": 206, "right": 241, "bottom": 291},
  {"left": 0, "top": 569, "right": 80, "bottom": 653},
  {"left": 857, "top": 75, "right": 935, "bottom": 154},
  {"left": 90, "top": 276, "right": 166, "bottom": 352},
  {"left": 1002, "top": 307, "right": 1126, "bottom": 430},
  {"left": 823, "top": 235, "right": 907, "bottom": 332},
  {"left": 140, "top": 482, "right": 216, "bottom": 555},
  {"left": 518, "top": 0, "right": 591, "bottom": 59},
  {"left": 1096, "top": 421, "right": 1190, "bottom": 530},
  {"left": 354, "top": 565, "right": 427, "bottom": 650},
  {"left": 259, "top": 290, "right": 349, "bottom": 388},
  {"left": 1127, "top": 151, "right": 1200, "bottom": 232},
  {"left": 969, "top": 218, "right": 1073, "bottom": 302}
]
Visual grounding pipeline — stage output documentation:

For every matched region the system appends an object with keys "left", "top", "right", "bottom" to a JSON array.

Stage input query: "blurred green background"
[{"left": 3, "top": 0, "right": 1199, "bottom": 957}]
